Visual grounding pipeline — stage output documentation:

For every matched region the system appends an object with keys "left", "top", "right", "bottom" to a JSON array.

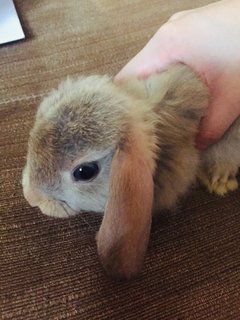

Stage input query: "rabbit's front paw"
[{"left": 198, "top": 164, "right": 239, "bottom": 196}]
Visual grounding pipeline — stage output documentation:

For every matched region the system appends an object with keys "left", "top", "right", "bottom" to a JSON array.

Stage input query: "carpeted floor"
[{"left": 1, "top": 0, "right": 240, "bottom": 319}]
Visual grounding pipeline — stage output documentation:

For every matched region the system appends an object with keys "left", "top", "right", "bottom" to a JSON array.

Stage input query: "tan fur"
[{"left": 23, "top": 64, "right": 214, "bottom": 279}]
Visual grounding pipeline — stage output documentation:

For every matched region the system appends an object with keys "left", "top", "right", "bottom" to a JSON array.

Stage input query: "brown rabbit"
[{"left": 22, "top": 64, "right": 240, "bottom": 279}]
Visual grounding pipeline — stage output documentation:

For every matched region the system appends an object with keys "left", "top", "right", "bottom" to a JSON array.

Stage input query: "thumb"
[{"left": 196, "top": 94, "right": 240, "bottom": 150}]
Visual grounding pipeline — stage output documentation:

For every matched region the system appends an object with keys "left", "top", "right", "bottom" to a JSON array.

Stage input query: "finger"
[
  {"left": 114, "top": 24, "right": 181, "bottom": 83},
  {"left": 168, "top": 9, "right": 194, "bottom": 22},
  {"left": 196, "top": 95, "right": 240, "bottom": 149}
]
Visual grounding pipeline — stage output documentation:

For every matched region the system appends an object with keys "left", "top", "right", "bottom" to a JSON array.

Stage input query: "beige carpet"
[{"left": 1, "top": 0, "right": 240, "bottom": 319}]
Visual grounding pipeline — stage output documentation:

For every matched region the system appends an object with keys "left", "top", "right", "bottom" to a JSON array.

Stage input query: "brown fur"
[{"left": 97, "top": 126, "right": 154, "bottom": 279}]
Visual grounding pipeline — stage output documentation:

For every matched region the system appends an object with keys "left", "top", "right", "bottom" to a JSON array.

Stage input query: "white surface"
[{"left": 0, "top": 0, "right": 25, "bottom": 44}]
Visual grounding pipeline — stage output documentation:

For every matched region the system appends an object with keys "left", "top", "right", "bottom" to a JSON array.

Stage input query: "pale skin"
[{"left": 115, "top": 0, "right": 240, "bottom": 149}]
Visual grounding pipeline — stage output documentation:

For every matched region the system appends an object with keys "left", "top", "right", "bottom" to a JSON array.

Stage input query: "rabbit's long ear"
[{"left": 96, "top": 127, "right": 155, "bottom": 280}]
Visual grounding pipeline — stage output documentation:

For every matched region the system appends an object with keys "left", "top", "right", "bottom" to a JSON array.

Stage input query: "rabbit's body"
[
  {"left": 123, "top": 70, "right": 240, "bottom": 206},
  {"left": 22, "top": 64, "right": 239, "bottom": 279},
  {"left": 120, "top": 68, "right": 209, "bottom": 213}
]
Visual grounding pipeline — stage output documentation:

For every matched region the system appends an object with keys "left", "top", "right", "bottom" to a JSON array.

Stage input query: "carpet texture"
[{"left": 1, "top": 0, "right": 240, "bottom": 319}]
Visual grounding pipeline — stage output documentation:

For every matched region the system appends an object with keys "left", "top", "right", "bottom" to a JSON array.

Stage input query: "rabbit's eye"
[{"left": 72, "top": 162, "right": 99, "bottom": 182}]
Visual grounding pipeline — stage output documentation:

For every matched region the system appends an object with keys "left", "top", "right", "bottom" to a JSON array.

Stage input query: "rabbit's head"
[
  {"left": 23, "top": 75, "right": 157, "bottom": 279},
  {"left": 23, "top": 65, "right": 208, "bottom": 279}
]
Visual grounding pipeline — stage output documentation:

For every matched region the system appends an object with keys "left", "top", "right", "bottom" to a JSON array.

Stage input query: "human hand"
[{"left": 115, "top": 0, "right": 240, "bottom": 149}]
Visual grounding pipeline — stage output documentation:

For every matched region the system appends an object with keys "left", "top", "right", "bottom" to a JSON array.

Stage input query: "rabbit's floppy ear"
[{"left": 96, "top": 125, "right": 155, "bottom": 280}]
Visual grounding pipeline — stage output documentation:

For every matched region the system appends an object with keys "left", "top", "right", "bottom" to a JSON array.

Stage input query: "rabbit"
[{"left": 22, "top": 64, "right": 240, "bottom": 280}]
